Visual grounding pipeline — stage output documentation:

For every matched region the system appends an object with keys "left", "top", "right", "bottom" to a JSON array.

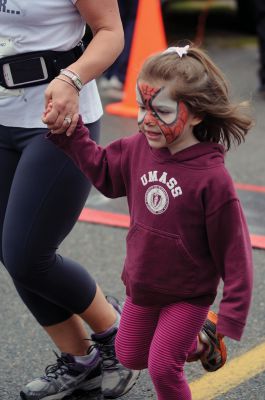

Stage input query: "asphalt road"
[{"left": 1, "top": 11, "right": 265, "bottom": 400}]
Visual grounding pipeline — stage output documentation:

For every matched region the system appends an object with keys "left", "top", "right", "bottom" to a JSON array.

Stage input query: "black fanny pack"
[{"left": 0, "top": 41, "right": 85, "bottom": 89}]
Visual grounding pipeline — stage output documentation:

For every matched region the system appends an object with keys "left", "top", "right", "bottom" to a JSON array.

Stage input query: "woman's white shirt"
[{"left": 0, "top": 0, "right": 103, "bottom": 127}]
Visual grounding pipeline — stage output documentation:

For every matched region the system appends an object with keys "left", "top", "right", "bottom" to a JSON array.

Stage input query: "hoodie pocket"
[{"left": 125, "top": 222, "right": 197, "bottom": 296}]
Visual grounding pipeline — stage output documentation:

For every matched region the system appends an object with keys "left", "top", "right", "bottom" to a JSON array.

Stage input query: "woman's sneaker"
[
  {"left": 64, "top": 388, "right": 104, "bottom": 400},
  {"left": 18, "top": 352, "right": 102, "bottom": 400},
  {"left": 92, "top": 296, "right": 140, "bottom": 399},
  {"left": 199, "top": 311, "right": 227, "bottom": 372}
]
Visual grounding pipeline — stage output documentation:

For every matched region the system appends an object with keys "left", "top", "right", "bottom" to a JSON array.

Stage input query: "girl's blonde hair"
[{"left": 138, "top": 42, "right": 253, "bottom": 150}]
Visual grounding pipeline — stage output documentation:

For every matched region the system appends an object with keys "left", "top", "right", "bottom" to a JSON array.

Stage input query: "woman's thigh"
[
  {"left": 0, "top": 121, "right": 100, "bottom": 325},
  {"left": 2, "top": 121, "right": 100, "bottom": 268},
  {"left": 0, "top": 151, "right": 20, "bottom": 262}
]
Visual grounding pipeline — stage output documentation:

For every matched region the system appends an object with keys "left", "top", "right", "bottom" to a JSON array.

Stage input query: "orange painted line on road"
[
  {"left": 79, "top": 208, "right": 265, "bottom": 249},
  {"left": 78, "top": 182, "right": 265, "bottom": 249},
  {"left": 250, "top": 234, "right": 265, "bottom": 249},
  {"left": 79, "top": 207, "right": 130, "bottom": 228},
  {"left": 235, "top": 182, "right": 265, "bottom": 193}
]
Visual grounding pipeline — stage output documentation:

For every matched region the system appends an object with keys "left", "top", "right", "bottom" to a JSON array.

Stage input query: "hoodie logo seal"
[{"left": 145, "top": 185, "right": 169, "bottom": 215}]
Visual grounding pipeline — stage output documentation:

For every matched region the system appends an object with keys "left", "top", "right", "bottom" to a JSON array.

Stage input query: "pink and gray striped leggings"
[{"left": 115, "top": 296, "right": 209, "bottom": 400}]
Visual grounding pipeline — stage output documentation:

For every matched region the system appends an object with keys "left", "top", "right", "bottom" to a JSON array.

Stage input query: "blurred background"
[{"left": 84, "top": 0, "right": 261, "bottom": 102}]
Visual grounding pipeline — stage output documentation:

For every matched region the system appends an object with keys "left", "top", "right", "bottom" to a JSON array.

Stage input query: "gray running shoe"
[
  {"left": 19, "top": 352, "right": 101, "bottom": 400},
  {"left": 64, "top": 388, "right": 104, "bottom": 400},
  {"left": 92, "top": 296, "right": 140, "bottom": 399}
]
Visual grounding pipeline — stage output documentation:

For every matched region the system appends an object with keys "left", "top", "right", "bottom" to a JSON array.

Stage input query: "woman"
[{"left": 0, "top": 1, "right": 139, "bottom": 399}]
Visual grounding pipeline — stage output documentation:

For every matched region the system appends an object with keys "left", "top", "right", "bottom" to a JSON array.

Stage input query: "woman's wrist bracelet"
[
  {"left": 55, "top": 77, "right": 80, "bottom": 95},
  {"left": 59, "top": 68, "right": 83, "bottom": 91}
]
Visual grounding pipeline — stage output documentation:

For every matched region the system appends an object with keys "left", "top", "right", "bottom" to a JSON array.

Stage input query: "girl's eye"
[{"left": 158, "top": 110, "right": 170, "bottom": 114}]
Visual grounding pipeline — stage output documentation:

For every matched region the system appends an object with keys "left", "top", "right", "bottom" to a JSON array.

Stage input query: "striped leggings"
[{"left": 115, "top": 297, "right": 209, "bottom": 400}]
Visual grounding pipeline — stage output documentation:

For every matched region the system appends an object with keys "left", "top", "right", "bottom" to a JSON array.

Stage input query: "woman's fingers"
[
  {"left": 42, "top": 104, "right": 79, "bottom": 134},
  {"left": 42, "top": 105, "right": 59, "bottom": 125},
  {"left": 42, "top": 79, "right": 79, "bottom": 133},
  {"left": 65, "top": 113, "right": 80, "bottom": 136},
  {"left": 49, "top": 113, "right": 79, "bottom": 135}
]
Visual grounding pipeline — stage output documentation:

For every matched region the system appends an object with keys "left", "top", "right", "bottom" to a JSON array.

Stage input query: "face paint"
[{"left": 136, "top": 81, "right": 189, "bottom": 144}]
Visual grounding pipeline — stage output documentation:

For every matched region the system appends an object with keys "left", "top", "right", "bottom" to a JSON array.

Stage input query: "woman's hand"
[
  {"left": 42, "top": 0, "right": 124, "bottom": 136},
  {"left": 42, "top": 77, "right": 80, "bottom": 136}
]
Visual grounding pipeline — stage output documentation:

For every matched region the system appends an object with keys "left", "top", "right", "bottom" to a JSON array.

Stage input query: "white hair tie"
[{"left": 163, "top": 45, "right": 190, "bottom": 58}]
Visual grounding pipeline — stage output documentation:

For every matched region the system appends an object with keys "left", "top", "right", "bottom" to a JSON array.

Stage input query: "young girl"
[{"left": 47, "top": 43, "right": 253, "bottom": 399}]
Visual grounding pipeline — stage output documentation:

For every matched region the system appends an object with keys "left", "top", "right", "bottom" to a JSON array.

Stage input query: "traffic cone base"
[{"left": 106, "top": 102, "right": 138, "bottom": 118}]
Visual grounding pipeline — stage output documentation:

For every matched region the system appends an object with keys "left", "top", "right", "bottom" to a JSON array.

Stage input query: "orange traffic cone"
[
  {"left": 195, "top": 0, "right": 214, "bottom": 45},
  {"left": 105, "top": 0, "right": 167, "bottom": 118}
]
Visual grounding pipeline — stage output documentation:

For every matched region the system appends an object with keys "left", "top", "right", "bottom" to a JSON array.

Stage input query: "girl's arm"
[
  {"left": 206, "top": 199, "right": 253, "bottom": 341},
  {"left": 47, "top": 116, "right": 126, "bottom": 198}
]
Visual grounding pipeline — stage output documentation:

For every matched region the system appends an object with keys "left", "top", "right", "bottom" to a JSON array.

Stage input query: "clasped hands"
[{"left": 42, "top": 77, "right": 80, "bottom": 136}]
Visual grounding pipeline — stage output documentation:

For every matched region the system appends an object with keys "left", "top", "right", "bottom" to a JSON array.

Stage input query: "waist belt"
[{"left": 0, "top": 41, "right": 85, "bottom": 89}]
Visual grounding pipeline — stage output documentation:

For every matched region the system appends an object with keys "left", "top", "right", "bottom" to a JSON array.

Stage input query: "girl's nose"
[{"left": 144, "top": 111, "right": 156, "bottom": 125}]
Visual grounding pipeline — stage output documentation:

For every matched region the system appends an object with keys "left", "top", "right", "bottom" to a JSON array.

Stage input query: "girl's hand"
[
  {"left": 43, "top": 100, "right": 53, "bottom": 119},
  {"left": 42, "top": 77, "right": 80, "bottom": 136}
]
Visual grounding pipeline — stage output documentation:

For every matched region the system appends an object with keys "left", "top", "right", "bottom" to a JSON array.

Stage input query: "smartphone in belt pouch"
[{"left": 3, "top": 56, "right": 48, "bottom": 88}]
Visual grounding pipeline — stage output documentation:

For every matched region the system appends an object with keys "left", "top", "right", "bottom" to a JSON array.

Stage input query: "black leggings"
[{"left": 0, "top": 121, "right": 100, "bottom": 326}]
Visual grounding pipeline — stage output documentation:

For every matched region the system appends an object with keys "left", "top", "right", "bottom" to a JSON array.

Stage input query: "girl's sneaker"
[{"left": 199, "top": 311, "right": 227, "bottom": 372}]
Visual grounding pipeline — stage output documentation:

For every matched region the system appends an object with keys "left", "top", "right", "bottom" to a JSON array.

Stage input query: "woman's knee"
[
  {"left": 4, "top": 253, "right": 33, "bottom": 283},
  {"left": 0, "top": 247, "right": 4, "bottom": 265},
  {"left": 3, "top": 241, "right": 52, "bottom": 285}
]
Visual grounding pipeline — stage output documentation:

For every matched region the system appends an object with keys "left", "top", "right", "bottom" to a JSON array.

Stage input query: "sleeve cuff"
[
  {"left": 217, "top": 314, "right": 245, "bottom": 341},
  {"left": 46, "top": 115, "right": 85, "bottom": 147}
]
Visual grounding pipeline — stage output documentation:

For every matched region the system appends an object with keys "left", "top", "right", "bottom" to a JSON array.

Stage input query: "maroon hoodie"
[{"left": 48, "top": 117, "right": 253, "bottom": 341}]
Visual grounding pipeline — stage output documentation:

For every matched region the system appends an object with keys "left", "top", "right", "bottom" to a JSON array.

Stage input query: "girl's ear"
[{"left": 190, "top": 114, "right": 203, "bottom": 127}]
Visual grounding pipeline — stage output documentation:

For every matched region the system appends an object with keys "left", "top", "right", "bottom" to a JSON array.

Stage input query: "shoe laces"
[
  {"left": 95, "top": 338, "right": 119, "bottom": 370},
  {"left": 42, "top": 351, "right": 84, "bottom": 381}
]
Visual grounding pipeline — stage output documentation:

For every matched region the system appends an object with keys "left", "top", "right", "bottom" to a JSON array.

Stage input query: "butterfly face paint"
[{"left": 136, "top": 81, "right": 189, "bottom": 144}]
